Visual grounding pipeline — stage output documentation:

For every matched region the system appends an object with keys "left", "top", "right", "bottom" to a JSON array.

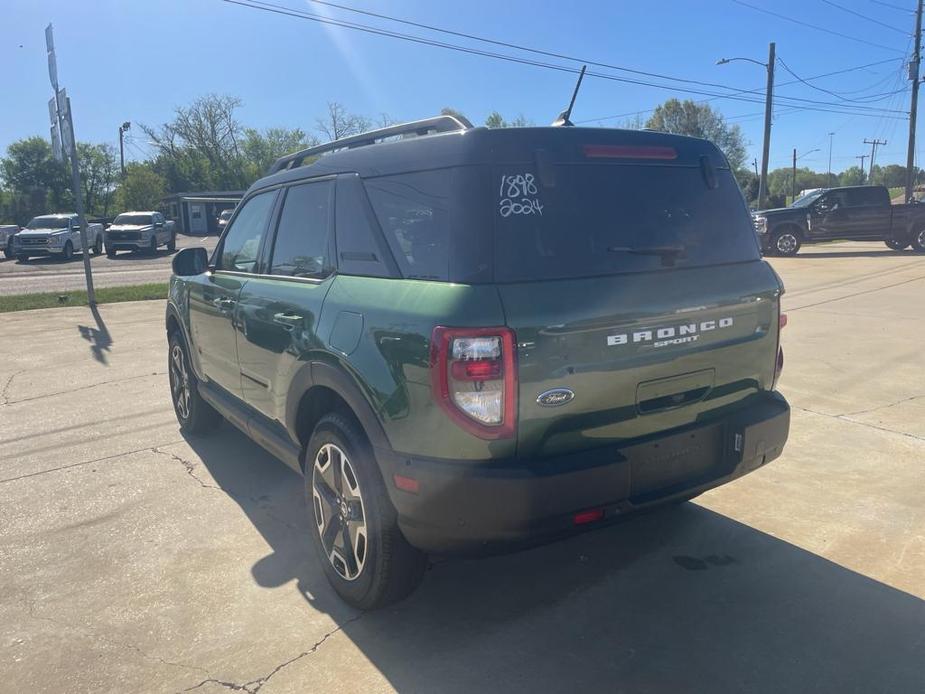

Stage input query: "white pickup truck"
[
  {"left": 0, "top": 224, "right": 19, "bottom": 259},
  {"left": 104, "top": 211, "right": 176, "bottom": 257},
  {"left": 14, "top": 214, "right": 104, "bottom": 262}
]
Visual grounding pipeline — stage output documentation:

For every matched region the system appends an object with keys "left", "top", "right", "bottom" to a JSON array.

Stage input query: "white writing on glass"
[{"left": 499, "top": 173, "right": 543, "bottom": 217}]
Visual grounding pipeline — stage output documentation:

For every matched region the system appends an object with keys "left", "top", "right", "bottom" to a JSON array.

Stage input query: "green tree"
[
  {"left": 645, "top": 99, "right": 747, "bottom": 171},
  {"left": 0, "top": 136, "right": 69, "bottom": 223},
  {"left": 241, "top": 127, "right": 318, "bottom": 180},
  {"left": 767, "top": 167, "right": 829, "bottom": 201},
  {"left": 484, "top": 111, "right": 532, "bottom": 128},
  {"left": 115, "top": 163, "right": 167, "bottom": 211},
  {"left": 77, "top": 142, "right": 119, "bottom": 217},
  {"left": 838, "top": 166, "right": 865, "bottom": 186}
]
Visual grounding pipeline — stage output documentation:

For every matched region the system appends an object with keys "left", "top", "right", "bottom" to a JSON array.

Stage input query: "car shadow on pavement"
[
  {"left": 185, "top": 424, "right": 925, "bottom": 694},
  {"left": 789, "top": 250, "right": 917, "bottom": 259},
  {"left": 76, "top": 304, "right": 113, "bottom": 365}
]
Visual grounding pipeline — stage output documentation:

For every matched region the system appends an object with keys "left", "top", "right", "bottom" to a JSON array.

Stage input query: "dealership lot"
[
  {"left": 0, "top": 234, "right": 219, "bottom": 296},
  {"left": 1, "top": 242, "right": 923, "bottom": 693}
]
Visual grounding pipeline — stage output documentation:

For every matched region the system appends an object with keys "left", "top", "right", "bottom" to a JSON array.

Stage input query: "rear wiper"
[
  {"left": 607, "top": 244, "right": 686, "bottom": 267},
  {"left": 607, "top": 244, "right": 685, "bottom": 257}
]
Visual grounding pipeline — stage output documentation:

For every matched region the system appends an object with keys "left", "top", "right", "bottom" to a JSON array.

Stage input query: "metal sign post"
[{"left": 45, "top": 24, "right": 95, "bottom": 305}]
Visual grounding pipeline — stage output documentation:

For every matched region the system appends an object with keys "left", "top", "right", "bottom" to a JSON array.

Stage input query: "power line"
[
  {"left": 820, "top": 0, "right": 909, "bottom": 34},
  {"left": 732, "top": 0, "right": 907, "bottom": 53},
  {"left": 868, "top": 0, "right": 915, "bottom": 12},
  {"left": 224, "top": 0, "right": 910, "bottom": 121},
  {"left": 776, "top": 56, "right": 908, "bottom": 103}
]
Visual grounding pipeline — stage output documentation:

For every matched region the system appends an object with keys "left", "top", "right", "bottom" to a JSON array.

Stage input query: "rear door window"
[{"left": 493, "top": 163, "right": 760, "bottom": 282}]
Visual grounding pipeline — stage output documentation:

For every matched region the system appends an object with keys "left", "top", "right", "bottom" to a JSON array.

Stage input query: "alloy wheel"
[
  {"left": 312, "top": 443, "right": 367, "bottom": 581},
  {"left": 776, "top": 233, "right": 797, "bottom": 254},
  {"left": 170, "top": 343, "right": 191, "bottom": 421}
]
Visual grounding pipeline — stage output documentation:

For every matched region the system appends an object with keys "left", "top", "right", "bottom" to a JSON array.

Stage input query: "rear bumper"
[{"left": 378, "top": 391, "right": 789, "bottom": 554}]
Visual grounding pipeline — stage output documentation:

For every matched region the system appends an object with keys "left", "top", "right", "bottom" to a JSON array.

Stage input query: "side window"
[
  {"left": 269, "top": 181, "right": 333, "bottom": 278},
  {"left": 217, "top": 191, "right": 276, "bottom": 273},
  {"left": 365, "top": 170, "right": 451, "bottom": 281}
]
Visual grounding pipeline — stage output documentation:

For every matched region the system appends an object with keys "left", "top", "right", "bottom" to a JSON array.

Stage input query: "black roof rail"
[{"left": 267, "top": 115, "right": 473, "bottom": 176}]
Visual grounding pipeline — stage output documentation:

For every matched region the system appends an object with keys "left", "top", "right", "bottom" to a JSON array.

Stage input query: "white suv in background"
[{"left": 104, "top": 211, "right": 176, "bottom": 257}]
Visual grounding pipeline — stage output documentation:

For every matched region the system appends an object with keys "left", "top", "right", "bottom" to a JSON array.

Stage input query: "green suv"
[{"left": 167, "top": 116, "right": 790, "bottom": 608}]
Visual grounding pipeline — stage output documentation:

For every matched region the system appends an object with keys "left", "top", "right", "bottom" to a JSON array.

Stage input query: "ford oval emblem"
[{"left": 536, "top": 388, "right": 575, "bottom": 407}]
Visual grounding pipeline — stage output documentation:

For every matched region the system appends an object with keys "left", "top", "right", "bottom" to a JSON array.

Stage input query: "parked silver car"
[
  {"left": 0, "top": 224, "right": 19, "bottom": 259},
  {"left": 105, "top": 211, "right": 176, "bottom": 257}
]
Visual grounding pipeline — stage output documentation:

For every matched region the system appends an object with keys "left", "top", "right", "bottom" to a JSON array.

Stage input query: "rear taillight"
[
  {"left": 431, "top": 326, "right": 517, "bottom": 439},
  {"left": 773, "top": 312, "right": 787, "bottom": 389},
  {"left": 583, "top": 144, "right": 678, "bottom": 160}
]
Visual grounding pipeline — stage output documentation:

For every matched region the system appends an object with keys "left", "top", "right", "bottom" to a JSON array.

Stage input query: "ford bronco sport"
[{"left": 166, "top": 116, "right": 790, "bottom": 608}]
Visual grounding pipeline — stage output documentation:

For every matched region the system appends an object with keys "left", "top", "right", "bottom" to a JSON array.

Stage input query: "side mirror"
[
  {"left": 154, "top": 221, "right": 164, "bottom": 228},
  {"left": 172, "top": 247, "right": 209, "bottom": 276}
]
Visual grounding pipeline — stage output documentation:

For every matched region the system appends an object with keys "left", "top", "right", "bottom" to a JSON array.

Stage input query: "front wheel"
[
  {"left": 772, "top": 229, "right": 801, "bottom": 257},
  {"left": 307, "top": 413, "right": 425, "bottom": 609},
  {"left": 148, "top": 236, "right": 158, "bottom": 256},
  {"left": 61, "top": 241, "right": 73, "bottom": 261},
  {"left": 92, "top": 235, "right": 103, "bottom": 255},
  {"left": 106, "top": 247, "right": 116, "bottom": 258},
  {"left": 167, "top": 233, "right": 176, "bottom": 252},
  {"left": 167, "top": 332, "right": 221, "bottom": 434},
  {"left": 912, "top": 228, "right": 925, "bottom": 254}
]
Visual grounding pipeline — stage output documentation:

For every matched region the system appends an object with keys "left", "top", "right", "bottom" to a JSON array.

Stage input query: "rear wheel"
[
  {"left": 912, "top": 228, "right": 925, "bottom": 254},
  {"left": 307, "top": 413, "right": 425, "bottom": 609},
  {"left": 167, "top": 331, "right": 221, "bottom": 434},
  {"left": 772, "top": 229, "right": 801, "bottom": 257},
  {"left": 885, "top": 238, "right": 909, "bottom": 251}
]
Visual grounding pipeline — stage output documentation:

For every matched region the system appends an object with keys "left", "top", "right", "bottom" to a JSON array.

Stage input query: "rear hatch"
[{"left": 488, "top": 130, "right": 782, "bottom": 458}]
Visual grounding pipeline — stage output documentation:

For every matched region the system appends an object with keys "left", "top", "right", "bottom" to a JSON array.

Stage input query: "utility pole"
[
  {"left": 857, "top": 154, "right": 869, "bottom": 183},
  {"left": 753, "top": 158, "right": 759, "bottom": 179},
  {"left": 118, "top": 122, "right": 131, "bottom": 176},
  {"left": 759, "top": 42, "right": 776, "bottom": 210},
  {"left": 905, "top": 0, "right": 923, "bottom": 202},
  {"left": 864, "top": 138, "right": 887, "bottom": 183},
  {"left": 792, "top": 148, "right": 798, "bottom": 201},
  {"left": 45, "top": 23, "right": 95, "bottom": 306},
  {"left": 827, "top": 132, "right": 835, "bottom": 187}
]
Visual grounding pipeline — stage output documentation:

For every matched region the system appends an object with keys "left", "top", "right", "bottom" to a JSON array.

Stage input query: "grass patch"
[{"left": 0, "top": 283, "right": 168, "bottom": 313}]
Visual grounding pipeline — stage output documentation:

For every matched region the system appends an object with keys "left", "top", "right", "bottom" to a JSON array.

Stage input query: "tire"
[
  {"left": 167, "top": 331, "right": 221, "bottom": 435},
  {"left": 106, "top": 247, "right": 116, "bottom": 258},
  {"left": 62, "top": 241, "right": 73, "bottom": 261},
  {"left": 148, "top": 236, "right": 158, "bottom": 256},
  {"left": 17, "top": 254, "right": 29, "bottom": 263},
  {"left": 912, "top": 227, "right": 925, "bottom": 254},
  {"left": 4, "top": 241, "right": 13, "bottom": 259},
  {"left": 306, "top": 413, "right": 426, "bottom": 609},
  {"left": 92, "top": 235, "right": 103, "bottom": 256},
  {"left": 167, "top": 233, "right": 176, "bottom": 252},
  {"left": 771, "top": 228, "right": 801, "bottom": 257}
]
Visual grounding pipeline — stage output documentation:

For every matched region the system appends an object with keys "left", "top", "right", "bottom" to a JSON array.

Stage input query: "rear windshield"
[
  {"left": 114, "top": 214, "right": 153, "bottom": 225},
  {"left": 493, "top": 163, "right": 760, "bottom": 282}
]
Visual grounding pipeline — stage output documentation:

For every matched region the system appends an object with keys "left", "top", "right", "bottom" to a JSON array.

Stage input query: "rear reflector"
[
  {"left": 583, "top": 145, "right": 678, "bottom": 160},
  {"left": 573, "top": 508, "right": 605, "bottom": 525},
  {"left": 393, "top": 474, "right": 420, "bottom": 494}
]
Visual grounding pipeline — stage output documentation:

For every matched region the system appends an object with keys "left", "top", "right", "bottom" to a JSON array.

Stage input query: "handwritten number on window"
[{"left": 499, "top": 174, "right": 543, "bottom": 217}]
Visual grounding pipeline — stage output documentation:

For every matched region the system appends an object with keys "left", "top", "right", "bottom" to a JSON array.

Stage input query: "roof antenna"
[{"left": 552, "top": 65, "right": 587, "bottom": 127}]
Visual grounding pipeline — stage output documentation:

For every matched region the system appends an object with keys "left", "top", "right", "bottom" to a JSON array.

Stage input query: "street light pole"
[
  {"left": 792, "top": 148, "right": 820, "bottom": 200},
  {"left": 118, "top": 121, "right": 130, "bottom": 176},
  {"left": 718, "top": 42, "right": 775, "bottom": 209}
]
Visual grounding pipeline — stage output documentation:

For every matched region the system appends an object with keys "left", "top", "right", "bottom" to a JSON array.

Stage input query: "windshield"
[
  {"left": 219, "top": 210, "right": 233, "bottom": 220},
  {"left": 790, "top": 190, "right": 825, "bottom": 208},
  {"left": 493, "top": 163, "right": 760, "bottom": 282},
  {"left": 27, "top": 216, "right": 69, "bottom": 229},
  {"left": 113, "top": 214, "right": 153, "bottom": 225}
]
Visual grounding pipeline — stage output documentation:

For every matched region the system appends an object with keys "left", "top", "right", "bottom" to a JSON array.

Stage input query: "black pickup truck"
[{"left": 753, "top": 185, "right": 925, "bottom": 256}]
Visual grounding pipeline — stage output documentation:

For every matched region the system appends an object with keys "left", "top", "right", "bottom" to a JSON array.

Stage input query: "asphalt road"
[
  {"left": 1, "top": 241, "right": 923, "bottom": 693},
  {"left": 0, "top": 234, "right": 219, "bottom": 295}
]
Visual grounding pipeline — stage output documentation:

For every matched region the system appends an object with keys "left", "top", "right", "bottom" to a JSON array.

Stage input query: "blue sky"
[{"left": 2, "top": 0, "right": 919, "bottom": 173}]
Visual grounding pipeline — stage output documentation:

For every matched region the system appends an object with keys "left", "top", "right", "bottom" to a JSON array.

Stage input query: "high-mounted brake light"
[
  {"left": 431, "top": 326, "right": 517, "bottom": 439},
  {"left": 583, "top": 145, "right": 678, "bottom": 160}
]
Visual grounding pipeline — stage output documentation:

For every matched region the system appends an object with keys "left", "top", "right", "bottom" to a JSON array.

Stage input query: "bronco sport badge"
[{"left": 607, "top": 317, "right": 735, "bottom": 349}]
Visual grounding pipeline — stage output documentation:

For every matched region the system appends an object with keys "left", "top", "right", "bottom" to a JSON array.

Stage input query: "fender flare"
[
  {"left": 284, "top": 359, "right": 392, "bottom": 453},
  {"left": 165, "top": 301, "right": 205, "bottom": 381}
]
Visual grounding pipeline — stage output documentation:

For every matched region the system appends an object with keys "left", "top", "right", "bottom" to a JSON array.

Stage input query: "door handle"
[
  {"left": 273, "top": 312, "right": 303, "bottom": 330},
  {"left": 212, "top": 297, "right": 236, "bottom": 311}
]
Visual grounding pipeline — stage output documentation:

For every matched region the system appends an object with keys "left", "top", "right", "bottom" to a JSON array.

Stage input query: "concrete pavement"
[
  {"left": 0, "top": 234, "right": 218, "bottom": 295},
  {"left": 1, "top": 241, "right": 923, "bottom": 693}
]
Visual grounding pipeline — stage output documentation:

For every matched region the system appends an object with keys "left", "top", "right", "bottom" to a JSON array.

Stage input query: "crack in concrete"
[
  {"left": 2, "top": 371, "right": 167, "bottom": 406},
  {"left": 153, "top": 447, "right": 220, "bottom": 490},
  {"left": 25, "top": 599, "right": 208, "bottom": 676},
  {"left": 838, "top": 393, "right": 925, "bottom": 418},
  {"left": 1, "top": 369, "right": 24, "bottom": 405},
  {"left": 181, "top": 614, "right": 364, "bottom": 693},
  {"left": 793, "top": 405, "right": 925, "bottom": 443}
]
